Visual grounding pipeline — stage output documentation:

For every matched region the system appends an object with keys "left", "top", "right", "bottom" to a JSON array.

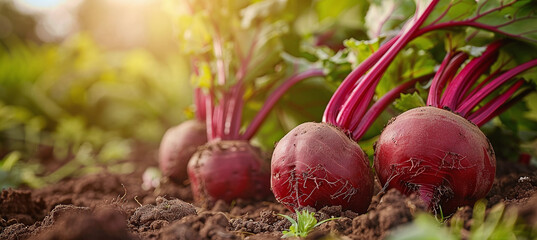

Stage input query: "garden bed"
[{"left": 1, "top": 143, "right": 536, "bottom": 240}]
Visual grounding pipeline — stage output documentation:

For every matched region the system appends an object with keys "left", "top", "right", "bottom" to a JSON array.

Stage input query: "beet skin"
[
  {"left": 159, "top": 120, "right": 207, "bottom": 183},
  {"left": 187, "top": 140, "right": 271, "bottom": 203},
  {"left": 271, "top": 122, "right": 373, "bottom": 213},
  {"left": 374, "top": 107, "right": 496, "bottom": 213}
]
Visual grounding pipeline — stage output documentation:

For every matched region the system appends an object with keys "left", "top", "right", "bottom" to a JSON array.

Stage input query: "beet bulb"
[
  {"left": 271, "top": 122, "right": 373, "bottom": 213},
  {"left": 159, "top": 120, "right": 207, "bottom": 182},
  {"left": 187, "top": 140, "right": 271, "bottom": 203},
  {"left": 374, "top": 107, "right": 496, "bottom": 213}
]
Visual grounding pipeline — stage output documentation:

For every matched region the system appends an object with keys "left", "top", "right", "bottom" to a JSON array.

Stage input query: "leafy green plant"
[
  {"left": 388, "top": 200, "right": 536, "bottom": 240},
  {"left": 278, "top": 209, "right": 339, "bottom": 238}
]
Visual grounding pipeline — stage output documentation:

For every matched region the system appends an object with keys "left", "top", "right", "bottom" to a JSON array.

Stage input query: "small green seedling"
[
  {"left": 278, "top": 209, "right": 339, "bottom": 238},
  {"left": 433, "top": 204, "right": 446, "bottom": 223}
]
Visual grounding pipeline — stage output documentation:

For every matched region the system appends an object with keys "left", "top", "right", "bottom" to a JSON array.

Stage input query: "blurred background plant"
[
  {"left": 387, "top": 199, "right": 537, "bottom": 240},
  {"left": 0, "top": 0, "right": 192, "bottom": 188}
]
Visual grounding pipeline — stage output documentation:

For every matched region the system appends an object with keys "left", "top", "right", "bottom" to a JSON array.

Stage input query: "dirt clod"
[
  {"left": 0, "top": 189, "right": 46, "bottom": 225},
  {"left": 129, "top": 196, "right": 197, "bottom": 230},
  {"left": 37, "top": 207, "right": 133, "bottom": 240}
]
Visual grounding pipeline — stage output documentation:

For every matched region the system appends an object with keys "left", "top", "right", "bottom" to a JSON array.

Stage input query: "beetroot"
[
  {"left": 188, "top": 140, "right": 271, "bottom": 203},
  {"left": 374, "top": 41, "right": 537, "bottom": 213},
  {"left": 187, "top": 68, "right": 325, "bottom": 203},
  {"left": 271, "top": 122, "right": 372, "bottom": 212},
  {"left": 159, "top": 119, "right": 207, "bottom": 182},
  {"left": 374, "top": 107, "right": 495, "bottom": 213}
]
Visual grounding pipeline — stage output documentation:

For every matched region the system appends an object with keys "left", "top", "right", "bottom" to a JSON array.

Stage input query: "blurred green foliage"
[
  {"left": 388, "top": 200, "right": 536, "bottom": 240},
  {"left": 0, "top": 33, "right": 192, "bottom": 188},
  {"left": 2, "top": 34, "right": 192, "bottom": 141}
]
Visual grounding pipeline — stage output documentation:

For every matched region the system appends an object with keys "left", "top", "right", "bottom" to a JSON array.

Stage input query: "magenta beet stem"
[
  {"left": 457, "top": 59, "right": 537, "bottom": 116},
  {"left": 352, "top": 73, "right": 434, "bottom": 141},
  {"left": 194, "top": 88, "right": 207, "bottom": 121},
  {"left": 468, "top": 80, "right": 524, "bottom": 126},
  {"left": 228, "top": 84, "right": 246, "bottom": 139},
  {"left": 427, "top": 52, "right": 469, "bottom": 107},
  {"left": 486, "top": 86, "right": 534, "bottom": 125},
  {"left": 205, "top": 92, "right": 216, "bottom": 141},
  {"left": 322, "top": 36, "right": 399, "bottom": 125},
  {"left": 427, "top": 51, "right": 455, "bottom": 107},
  {"left": 336, "top": 0, "right": 440, "bottom": 130},
  {"left": 241, "top": 68, "right": 326, "bottom": 140},
  {"left": 440, "top": 41, "right": 502, "bottom": 110}
]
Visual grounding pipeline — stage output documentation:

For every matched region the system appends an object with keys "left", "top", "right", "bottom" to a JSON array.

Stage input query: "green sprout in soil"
[
  {"left": 278, "top": 209, "right": 339, "bottom": 238},
  {"left": 434, "top": 205, "right": 446, "bottom": 223}
]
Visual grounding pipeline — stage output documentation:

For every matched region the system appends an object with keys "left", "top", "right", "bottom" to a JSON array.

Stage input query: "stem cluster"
[
  {"left": 322, "top": 0, "right": 537, "bottom": 140},
  {"left": 427, "top": 41, "right": 537, "bottom": 126}
]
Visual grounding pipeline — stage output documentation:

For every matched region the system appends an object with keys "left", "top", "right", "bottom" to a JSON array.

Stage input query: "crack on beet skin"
[
  {"left": 392, "top": 153, "right": 475, "bottom": 184},
  {"left": 409, "top": 158, "right": 422, "bottom": 171}
]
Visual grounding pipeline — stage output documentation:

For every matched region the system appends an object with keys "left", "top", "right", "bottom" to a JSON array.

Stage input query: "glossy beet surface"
[
  {"left": 374, "top": 107, "right": 496, "bottom": 213},
  {"left": 187, "top": 140, "right": 271, "bottom": 203},
  {"left": 271, "top": 122, "right": 373, "bottom": 213}
]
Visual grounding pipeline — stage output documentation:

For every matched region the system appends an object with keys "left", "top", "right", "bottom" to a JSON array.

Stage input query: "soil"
[{"left": 1, "top": 143, "right": 537, "bottom": 240}]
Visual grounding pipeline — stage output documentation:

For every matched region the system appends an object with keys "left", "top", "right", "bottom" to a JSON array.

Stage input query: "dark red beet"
[
  {"left": 374, "top": 107, "right": 496, "bottom": 213},
  {"left": 271, "top": 122, "right": 373, "bottom": 213},
  {"left": 187, "top": 140, "right": 271, "bottom": 203},
  {"left": 159, "top": 120, "right": 207, "bottom": 182}
]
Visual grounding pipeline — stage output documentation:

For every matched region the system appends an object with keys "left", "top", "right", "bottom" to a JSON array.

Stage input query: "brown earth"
[{"left": 1, "top": 144, "right": 537, "bottom": 240}]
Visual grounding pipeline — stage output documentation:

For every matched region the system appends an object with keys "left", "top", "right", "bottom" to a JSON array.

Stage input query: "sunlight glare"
[{"left": 14, "top": 0, "right": 65, "bottom": 13}]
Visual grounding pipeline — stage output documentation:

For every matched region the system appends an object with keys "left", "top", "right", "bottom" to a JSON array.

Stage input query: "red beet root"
[
  {"left": 159, "top": 120, "right": 207, "bottom": 182},
  {"left": 187, "top": 140, "right": 271, "bottom": 203},
  {"left": 271, "top": 122, "right": 373, "bottom": 213},
  {"left": 374, "top": 107, "right": 496, "bottom": 213},
  {"left": 269, "top": 1, "right": 439, "bottom": 212}
]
